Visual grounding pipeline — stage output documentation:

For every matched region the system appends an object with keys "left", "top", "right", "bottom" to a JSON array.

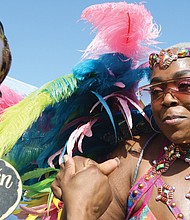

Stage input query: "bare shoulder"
[
  {"left": 109, "top": 133, "right": 159, "bottom": 189},
  {"left": 99, "top": 135, "right": 152, "bottom": 219},
  {"left": 109, "top": 134, "right": 152, "bottom": 171}
]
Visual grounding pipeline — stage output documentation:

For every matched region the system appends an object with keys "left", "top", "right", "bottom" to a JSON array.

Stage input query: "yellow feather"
[
  {"left": 0, "top": 74, "right": 77, "bottom": 158},
  {"left": 53, "top": 196, "right": 61, "bottom": 209},
  {"left": 26, "top": 214, "right": 39, "bottom": 220}
]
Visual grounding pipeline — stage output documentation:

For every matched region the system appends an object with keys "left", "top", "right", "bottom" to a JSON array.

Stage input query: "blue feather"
[
  {"left": 91, "top": 91, "right": 117, "bottom": 142},
  {"left": 5, "top": 52, "right": 150, "bottom": 174}
]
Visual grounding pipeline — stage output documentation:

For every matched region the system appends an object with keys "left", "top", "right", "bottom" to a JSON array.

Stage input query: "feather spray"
[
  {"left": 0, "top": 74, "right": 77, "bottom": 157},
  {"left": 81, "top": 2, "right": 160, "bottom": 67},
  {"left": 0, "top": 2, "right": 160, "bottom": 219},
  {"left": 0, "top": 84, "right": 23, "bottom": 112}
]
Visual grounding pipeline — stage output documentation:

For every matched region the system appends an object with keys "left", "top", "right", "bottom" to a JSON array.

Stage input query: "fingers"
[
  {"left": 63, "top": 155, "right": 76, "bottom": 181},
  {"left": 51, "top": 179, "right": 63, "bottom": 200},
  {"left": 51, "top": 155, "right": 76, "bottom": 200},
  {"left": 98, "top": 158, "right": 120, "bottom": 175},
  {"left": 51, "top": 155, "right": 119, "bottom": 203},
  {"left": 84, "top": 157, "right": 120, "bottom": 175}
]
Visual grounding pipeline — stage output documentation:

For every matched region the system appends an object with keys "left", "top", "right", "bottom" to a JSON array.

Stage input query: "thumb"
[
  {"left": 63, "top": 155, "right": 76, "bottom": 180},
  {"left": 98, "top": 158, "right": 120, "bottom": 175}
]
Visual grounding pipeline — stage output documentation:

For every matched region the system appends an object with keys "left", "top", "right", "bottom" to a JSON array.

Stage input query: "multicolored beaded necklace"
[
  {"left": 152, "top": 143, "right": 190, "bottom": 173},
  {"left": 127, "top": 139, "right": 190, "bottom": 220},
  {"left": 127, "top": 141, "right": 190, "bottom": 219},
  {"left": 152, "top": 143, "right": 190, "bottom": 207}
]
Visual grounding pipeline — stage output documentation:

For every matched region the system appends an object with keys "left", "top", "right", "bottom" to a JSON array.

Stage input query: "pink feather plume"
[
  {"left": 0, "top": 84, "right": 23, "bottom": 113},
  {"left": 81, "top": 2, "right": 160, "bottom": 67},
  {"left": 66, "top": 118, "right": 98, "bottom": 157}
]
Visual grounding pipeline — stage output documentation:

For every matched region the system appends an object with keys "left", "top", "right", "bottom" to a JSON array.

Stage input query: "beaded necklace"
[
  {"left": 127, "top": 141, "right": 190, "bottom": 220},
  {"left": 152, "top": 143, "right": 190, "bottom": 209},
  {"left": 152, "top": 143, "right": 190, "bottom": 174}
]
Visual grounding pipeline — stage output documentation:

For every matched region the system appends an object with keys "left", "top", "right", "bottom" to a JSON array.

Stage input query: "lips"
[
  {"left": 162, "top": 114, "right": 187, "bottom": 124},
  {"left": 163, "top": 115, "right": 186, "bottom": 121}
]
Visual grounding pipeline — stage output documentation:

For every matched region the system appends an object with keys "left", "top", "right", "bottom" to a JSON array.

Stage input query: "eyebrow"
[{"left": 150, "top": 70, "right": 190, "bottom": 84}]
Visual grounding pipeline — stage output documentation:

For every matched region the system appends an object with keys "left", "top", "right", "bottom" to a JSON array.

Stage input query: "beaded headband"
[{"left": 149, "top": 48, "right": 190, "bottom": 70}]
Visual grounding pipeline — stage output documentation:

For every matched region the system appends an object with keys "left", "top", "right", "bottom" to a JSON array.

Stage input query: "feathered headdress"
[
  {"left": 0, "top": 2, "right": 159, "bottom": 219},
  {"left": 81, "top": 2, "right": 160, "bottom": 67}
]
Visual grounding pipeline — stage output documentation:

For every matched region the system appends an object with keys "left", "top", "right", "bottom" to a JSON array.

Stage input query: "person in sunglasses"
[{"left": 52, "top": 43, "right": 190, "bottom": 220}]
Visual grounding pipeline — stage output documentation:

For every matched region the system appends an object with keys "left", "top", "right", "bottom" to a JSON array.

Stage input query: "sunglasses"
[{"left": 138, "top": 77, "right": 190, "bottom": 103}]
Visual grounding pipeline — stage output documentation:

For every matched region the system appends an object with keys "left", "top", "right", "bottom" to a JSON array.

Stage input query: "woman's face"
[{"left": 151, "top": 58, "right": 190, "bottom": 144}]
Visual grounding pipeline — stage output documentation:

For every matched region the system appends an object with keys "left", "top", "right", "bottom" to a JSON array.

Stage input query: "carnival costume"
[
  {"left": 127, "top": 136, "right": 188, "bottom": 220},
  {"left": 0, "top": 2, "right": 160, "bottom": 219},
  {"left": 127, "top": 46, "right": 190, "bottom": 220}
]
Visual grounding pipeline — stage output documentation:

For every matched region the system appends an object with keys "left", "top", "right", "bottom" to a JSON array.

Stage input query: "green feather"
[
  {"left": 47, "top": 190, "right": 54, "bottom": 215},
  {"left": 0, "top": 74, "right": 77, "bottom": 157},
  {"left": 23, "top": 174, "right": 56, "bottom": 198},
  {"left": 21, "top": 167, "right": 58, "bottom": 182}
]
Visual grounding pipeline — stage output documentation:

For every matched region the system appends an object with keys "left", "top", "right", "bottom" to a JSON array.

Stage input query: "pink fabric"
[{"left": 127, "top": 163, "right": 184, "bottom": 220}]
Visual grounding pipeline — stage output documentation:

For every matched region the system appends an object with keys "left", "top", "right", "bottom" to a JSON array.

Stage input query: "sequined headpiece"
[{"left": 149, "top": 48, "right": 190, "bottom": 70}]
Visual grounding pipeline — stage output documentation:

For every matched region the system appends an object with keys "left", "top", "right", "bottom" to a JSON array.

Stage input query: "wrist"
[{"left": 65, "top": 205, "right": 98, "bottom": 220}]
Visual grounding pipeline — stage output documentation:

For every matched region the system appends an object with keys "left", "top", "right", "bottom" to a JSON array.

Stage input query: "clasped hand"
[{"left": 51, "top": 155, "right": 119, "bottom": 220}]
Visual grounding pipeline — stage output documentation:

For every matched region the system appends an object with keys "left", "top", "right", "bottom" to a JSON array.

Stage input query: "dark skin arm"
[
  {"left": 51, "top": 155, "right": 120, "bottom": 220},
  {"left": 51, "top": 148, "right": 136, "bottom": 219},
  {"left": 51, "top": 136, "right": 144, "bottom": 219}
]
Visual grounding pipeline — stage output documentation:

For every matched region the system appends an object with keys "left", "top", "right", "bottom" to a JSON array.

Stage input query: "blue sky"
[{"left": 1, "top": 0, "right": 190, "bottom": 87}]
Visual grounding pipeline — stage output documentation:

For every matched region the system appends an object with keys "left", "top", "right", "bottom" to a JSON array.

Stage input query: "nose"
[{"left": 161, "top": 89, "right": 179, "bottom": 106}]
